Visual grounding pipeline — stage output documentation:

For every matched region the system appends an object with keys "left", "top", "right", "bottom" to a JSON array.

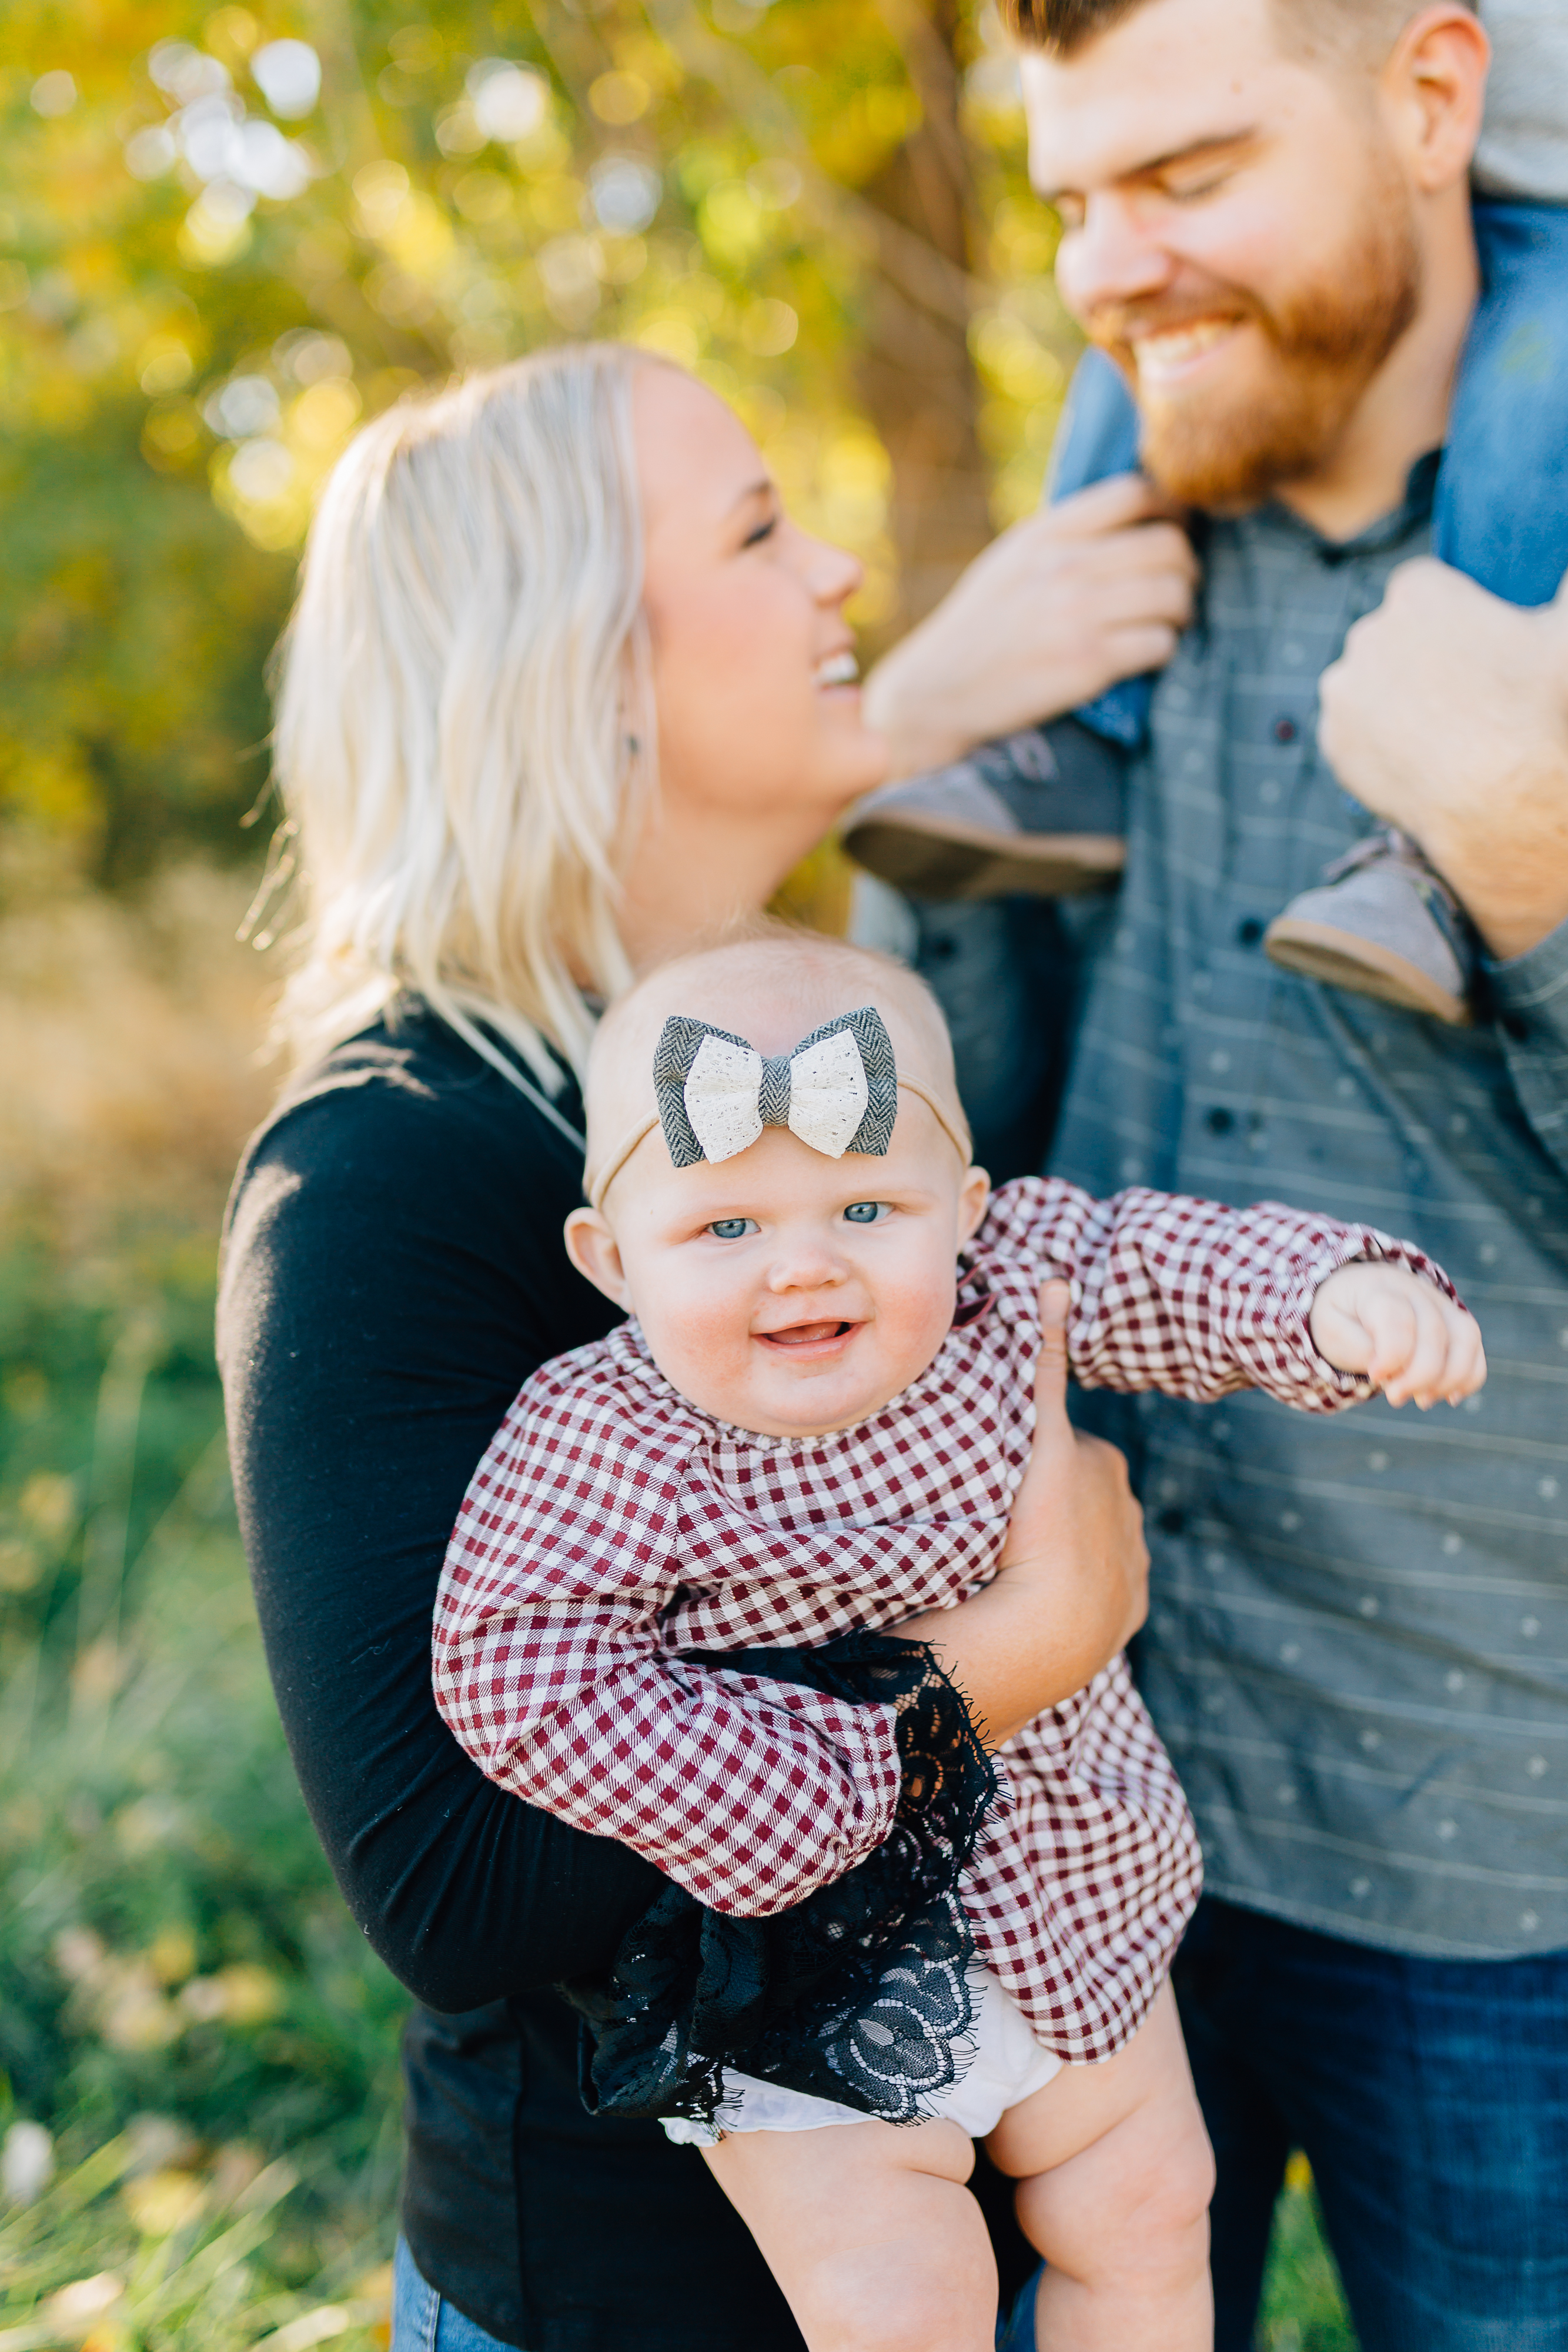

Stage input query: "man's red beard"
[{"left": 1091, "top": 166, "right": 1423, "bottom": 513}]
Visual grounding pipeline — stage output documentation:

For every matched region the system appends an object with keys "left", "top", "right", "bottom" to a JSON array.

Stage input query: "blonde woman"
[{"left": 217, "top": 346, "right": 1158, "bottom": 2352}]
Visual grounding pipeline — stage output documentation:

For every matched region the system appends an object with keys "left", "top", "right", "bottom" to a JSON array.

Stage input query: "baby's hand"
[{"left": 1309, "top": 1262, "right": 1486, "bottom": 1408}]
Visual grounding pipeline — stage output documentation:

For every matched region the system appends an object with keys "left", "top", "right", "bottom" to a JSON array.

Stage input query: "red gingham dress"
[{"left": 434, "top": 1178, "right": 1448, "bottom": 2064}]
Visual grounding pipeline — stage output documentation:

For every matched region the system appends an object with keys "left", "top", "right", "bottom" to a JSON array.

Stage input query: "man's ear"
[
  {"left": 564, "top": 1208, "right": 633, "bottom": 1308},
  {"left": 1382, "top": 6, "right": 1490, "bottom": 194},
  {"left": 958, "top": 1165, "right": 992, "bottom": 1247}
]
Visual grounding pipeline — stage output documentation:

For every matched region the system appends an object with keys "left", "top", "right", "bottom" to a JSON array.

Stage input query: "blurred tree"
[
  {"left": 0, "top": 0, "right": 1078, "bottom": 886},
  {"left": 856, "top": 0, "right": 992, "bottom": 620}
]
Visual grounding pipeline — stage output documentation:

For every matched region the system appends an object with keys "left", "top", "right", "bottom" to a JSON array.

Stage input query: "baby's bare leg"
[
  {"left": 701, "top": 2115, "right": 996, "bottom": 2352},
  {"left": 987, "top": 1982, "right": 1215, "bottom": 2350}
]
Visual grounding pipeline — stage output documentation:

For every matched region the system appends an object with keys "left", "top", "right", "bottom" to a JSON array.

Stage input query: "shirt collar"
[{"left": 1230, "top": 446, "right": 1440, "bottom": 566}]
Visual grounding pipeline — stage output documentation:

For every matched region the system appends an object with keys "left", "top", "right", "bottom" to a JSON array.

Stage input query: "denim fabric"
[
  {"left": 1174, "top": 1897, "right": 1568, "bottom": 2352},
  {"left": 1051, "top": 195, "right": 1568, "bottom": 754},
  {"left": 1440, "top": 200, "right": 1568, "bottom": 604},
  {"left": 393, "top": 2238, "right": 527, "bottom": 2352},
  {"left": 1043, "top": 345, "right": 1146, "bottom": 749},
  {"left": 993, "top": 1899, "right": 1568, "bottom": 2352},
  {"left": 994, "top": 2266, "right": 1041, "bottom": 2352}
]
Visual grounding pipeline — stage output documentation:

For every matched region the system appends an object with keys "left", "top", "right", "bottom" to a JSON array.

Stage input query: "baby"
[{"left": 433, "top": 928, "right": 1484, "bottom": 2352}]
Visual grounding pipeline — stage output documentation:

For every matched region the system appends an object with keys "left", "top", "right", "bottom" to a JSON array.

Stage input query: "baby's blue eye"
[
  {"left": 843, "top": 1201, "right": 890, "bottom": 1225},
  {"left": 707, "top": 1217, "right": 757, "bottom": 1241}
]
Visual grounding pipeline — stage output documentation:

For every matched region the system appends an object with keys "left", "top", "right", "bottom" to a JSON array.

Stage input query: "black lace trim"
[{"left": 557, "top": 1632, "right": 997, "bottom": 2129}]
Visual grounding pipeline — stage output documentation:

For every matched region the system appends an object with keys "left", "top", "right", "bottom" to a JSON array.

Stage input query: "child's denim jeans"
[{"left": 1057, "top": 197, "right": 1568, "bottom": 752}]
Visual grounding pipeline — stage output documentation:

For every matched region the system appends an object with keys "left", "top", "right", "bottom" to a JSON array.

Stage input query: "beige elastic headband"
[{"left": 586, "top": 1005, "right": 972, "bottom": 1211}]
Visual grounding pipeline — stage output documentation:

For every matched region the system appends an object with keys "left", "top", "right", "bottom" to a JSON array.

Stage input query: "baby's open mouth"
[{"left": 757, "top": 1319, "right": 857, "bottom": 1351}]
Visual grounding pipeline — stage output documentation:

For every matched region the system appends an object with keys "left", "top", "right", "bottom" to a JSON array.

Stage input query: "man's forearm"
[{"left": 1426, "top": 769, "right": 1568, "bottom": 961}]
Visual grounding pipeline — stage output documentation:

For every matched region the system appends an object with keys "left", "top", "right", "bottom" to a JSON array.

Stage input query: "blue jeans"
[
  {"left": 1181, "top": 1897, "right": 1568, "bottom": 2351},
  {"left": 400, "top": 2216, "right": 1028, "bottom": 2351},
  {"left": 997, "top": 1899, "right": 1568, "bottom": 2352},
  {"left": 392, "top": 2239, "right": 523, "bottom": 2352},
  {"left": 1055, "top": 196, "right": 1568, "bottom": 750}
]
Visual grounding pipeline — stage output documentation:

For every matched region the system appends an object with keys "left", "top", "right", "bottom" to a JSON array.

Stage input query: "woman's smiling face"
[{"left": 631, "top": 364, "right": 888, "bottom": 834}]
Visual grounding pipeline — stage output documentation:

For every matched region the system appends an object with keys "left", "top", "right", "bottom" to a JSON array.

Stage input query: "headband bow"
[
  {"left": 583, "top": 1005, "right": 972, "bottom": 1208},
  {"left": 656, "top": 1006, "right": 897, "bottom": 1170}
]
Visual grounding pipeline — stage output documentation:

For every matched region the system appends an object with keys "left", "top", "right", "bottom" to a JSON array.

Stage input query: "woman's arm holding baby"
[
  {"left": 900, "top": 1283, "right": 1152, "bottom": 1751},
  {"left": 433, "top": 1386, "right": 911, "bottom": 1920}
]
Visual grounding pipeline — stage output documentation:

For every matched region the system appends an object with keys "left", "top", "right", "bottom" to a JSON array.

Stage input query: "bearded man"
[{"left": 865, "top": 5, "right": 1568, "bottom": 2346}]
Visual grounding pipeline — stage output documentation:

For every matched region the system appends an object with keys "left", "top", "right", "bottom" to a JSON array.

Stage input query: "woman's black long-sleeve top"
[{"left": 216, "top": 1008, "right": 810, "bottom": 2351}]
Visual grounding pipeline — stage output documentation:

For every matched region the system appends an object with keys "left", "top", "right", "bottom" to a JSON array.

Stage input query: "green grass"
[
  {"left": 0, "top": 1230, "right": 1359, "bottom": 2349},
  {"left": 1258, "top": 2158, "right": 1359, "bottom": 2351},
  {"left": 0, "top": 1228, "right": 403, "bottom": 2348}
]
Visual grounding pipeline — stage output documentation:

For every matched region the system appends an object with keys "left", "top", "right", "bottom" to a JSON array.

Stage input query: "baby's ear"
[
  {"left": 958, "top": 1165, "right": 991, "bottom": 1244},
  {"left": 564, "top": 1208, "right": 631, "bottom": 1308}
]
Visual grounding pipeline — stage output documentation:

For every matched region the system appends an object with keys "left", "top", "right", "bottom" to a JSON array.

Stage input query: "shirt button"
[
  {"left": 1273, "top": 715, "right": 1299, "bottom": 744},
  {"left": 1206, "top": 1107, "right": 1236, "bottom": 1135},
  {"left": 1158, "top": 1507, "right": 1186, "bottom": 1535},
  {"left": 1500, "top": 1012, "right": 1529, "bottom": 1043},
  {"left": 1237, "top": 917, "right": 1265, "bottom": 947}
]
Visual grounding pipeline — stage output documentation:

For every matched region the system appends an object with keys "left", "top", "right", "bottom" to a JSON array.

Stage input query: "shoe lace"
[{"left": 1321, "top": 827, "right": 1475, "bottom": 956}]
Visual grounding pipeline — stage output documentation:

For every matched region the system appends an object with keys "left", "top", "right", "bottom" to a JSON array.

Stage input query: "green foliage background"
[
  {"left": 1, "top": 0, "right": 1075, "bottom": 891},
  {"left": 0, "top": 3, "right": 1353, "bottom": 2341}
]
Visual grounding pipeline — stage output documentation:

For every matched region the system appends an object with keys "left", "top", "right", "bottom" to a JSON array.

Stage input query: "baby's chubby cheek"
[
  {"left": 633, "top": 1285, "right": 757, "bottom": 1408},
  {"left": 874, "top": 1282, "right": 962, "bottom": 1392}
]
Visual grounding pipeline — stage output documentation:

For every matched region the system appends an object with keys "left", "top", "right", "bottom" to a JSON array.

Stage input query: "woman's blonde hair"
[{"left": 265, "top": 341, "right": 661, "bottom": 1101}]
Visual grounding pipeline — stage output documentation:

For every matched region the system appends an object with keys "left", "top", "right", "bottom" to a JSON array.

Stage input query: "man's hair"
[{"left": 1005, "top": 0, "right": 1475, "bottom": 62}]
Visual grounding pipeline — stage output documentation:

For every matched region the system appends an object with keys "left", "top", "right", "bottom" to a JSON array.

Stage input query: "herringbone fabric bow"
[{"left": 654, "top": 1007, "right": 897, "bottom": 1169}]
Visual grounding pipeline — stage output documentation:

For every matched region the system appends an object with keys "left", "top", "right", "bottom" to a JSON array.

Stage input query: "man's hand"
[
  {"left": 863, "top": 475, "right": 1196, "bottom": 779},
  {"left": 900, "top": 1281, "right": 1149, "bottom": 1749},
  {"left": 1310, "top": 1262, "right": 1486, "bottom": 1409},
  {"left": 1318, "top": 558, "right": 1568, "bottom": 961}
]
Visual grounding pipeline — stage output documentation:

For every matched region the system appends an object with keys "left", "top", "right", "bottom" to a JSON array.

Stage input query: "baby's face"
[{"left": 568, "top": 1102, "right": 990, "bottom": 1439}]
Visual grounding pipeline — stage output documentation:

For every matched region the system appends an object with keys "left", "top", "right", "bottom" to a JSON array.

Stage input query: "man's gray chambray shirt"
[{"left": 1048, "top": 457, "right": 1568, "bottom": 1959}]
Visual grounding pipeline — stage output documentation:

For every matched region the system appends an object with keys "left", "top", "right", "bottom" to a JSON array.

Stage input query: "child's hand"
[{"left": 1309, "top": 1262, "right": 1486, "bottom": 1408}]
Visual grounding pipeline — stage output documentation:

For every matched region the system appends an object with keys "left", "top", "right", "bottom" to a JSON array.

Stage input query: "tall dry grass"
[{"left": 0, "top": 868, "right": 278, "bottom": 1258}]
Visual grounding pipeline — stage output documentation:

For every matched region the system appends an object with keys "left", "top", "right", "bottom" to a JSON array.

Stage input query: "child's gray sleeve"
[{"left": 882, "top": 723, "right": 1062, "bottom": 822}]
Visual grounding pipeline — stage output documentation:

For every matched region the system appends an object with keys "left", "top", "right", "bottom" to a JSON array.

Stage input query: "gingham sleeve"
[
  {"left": 432, "top": 1353, "right": 904, "bottom": 1917},
  {"left": 988, "top": 1177, "right": 1460, "bottom": 1414}
]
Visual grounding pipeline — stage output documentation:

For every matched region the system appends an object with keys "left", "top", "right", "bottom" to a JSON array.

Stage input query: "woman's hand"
[
  {"left": 1310, "top": 1262, "right": 1487, "bottom": 1409},
  {"left": 862, "top": 476, "right": 1196, "bottom": 780},
  {"left": 901, "top": 1282, "right": 1149, "bottom": 1749}
]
